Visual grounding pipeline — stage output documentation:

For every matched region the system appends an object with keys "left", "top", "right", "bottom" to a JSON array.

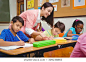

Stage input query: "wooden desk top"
[
  {"left": 0, "top": 44, "right": 57, "bottom": 55},
  {"left": 0, "top": 40, "right": 77, "bottom": 55}
]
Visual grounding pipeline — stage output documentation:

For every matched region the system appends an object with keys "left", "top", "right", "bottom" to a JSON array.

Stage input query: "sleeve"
[
  {"left": 69, "top": 27, "right": 74, "bottom": 32},
  {"left": 0, "top": 30, "right": 6, "bottom": 41},
  {"left": 19, "top": 31, "right": 29, "bottom": 42},
  {"left": 25, "top": 28, "right": 34, "bottom": 35},
  {"left": 79, "top": 37, "right": 86, "bottom": 56},
  {"left": 43, "top": 31, "right": 50, "bottom": 37},
  {"left": 25, "top": 13, "right": 36, "bottom": 29}
]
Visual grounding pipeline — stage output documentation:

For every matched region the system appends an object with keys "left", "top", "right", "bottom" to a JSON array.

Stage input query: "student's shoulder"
[
  {"left": 1, "top": 29, "right": 9, "bottom": 33},
  {"left": 17, "top": 31, "right": 24, "bottom": 34},
  {"left": 69, "top": 27, "right": 75, "bottom": 30}
]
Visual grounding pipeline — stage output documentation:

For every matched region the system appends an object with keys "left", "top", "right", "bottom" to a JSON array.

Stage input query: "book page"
[{"left": 0, "top": 43, "right": 33, "bottom": 50}]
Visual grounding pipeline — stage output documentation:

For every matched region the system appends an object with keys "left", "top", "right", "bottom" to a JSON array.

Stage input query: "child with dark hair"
[
  {"left": 63, "top": 19, "right": 84, "bottom": 37},
  {"left": 35, "top": 21, "right": 65, "bottom": 41},
  {"left": 0, "top": 16, "right": 35, "bottom": 47},
  {"left": 61, "top": 19, "right": 84, "bottom": 48}
]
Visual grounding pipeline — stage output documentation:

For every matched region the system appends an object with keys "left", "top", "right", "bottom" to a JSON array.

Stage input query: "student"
[
  {"left": 63, "top": 19, "right": 84, "bottom": 37},
  {"left": 0, "top": 16, "right": 35, "bottom": 47},
  {"left": 61, "top": 19, "right": 84, "bottom": 48},
  {"left": 19, "top": 2, "right": 54, "bottom": 38},
  {"left": 35, "top": 21, "right": 65, "bottom": 41},
  {"left": 70, "top": 33, "right": 86, "bottom": 57}
]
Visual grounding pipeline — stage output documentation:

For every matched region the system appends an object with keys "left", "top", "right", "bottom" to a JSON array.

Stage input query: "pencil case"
[
  {"left": 53, "top": 39, "right": 67, "bottom": 43},
  {"left": 33, "top": 40, "right": 56, "bottom": 48}
]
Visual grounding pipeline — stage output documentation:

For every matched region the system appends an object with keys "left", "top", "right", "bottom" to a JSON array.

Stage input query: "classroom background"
[{"left": 0, "top": 0, "right": 86, "bottom": 33}]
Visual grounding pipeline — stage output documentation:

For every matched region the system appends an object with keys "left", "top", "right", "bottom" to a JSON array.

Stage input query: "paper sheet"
[
  {"left": 0, "top": 43, "right": 33, "bottom": 50},
  {"left": 53, "top": 37, "right": 64, "bottom": 39}
]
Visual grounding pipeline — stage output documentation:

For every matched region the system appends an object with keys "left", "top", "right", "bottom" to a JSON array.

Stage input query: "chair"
[{"left": 44, "top": 46, "right": 73, "bottom": 57}]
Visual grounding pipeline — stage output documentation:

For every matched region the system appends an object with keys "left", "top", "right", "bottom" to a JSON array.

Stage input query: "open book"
[{"left": 0, "top": 43, "right": 33, "bottom": 50}]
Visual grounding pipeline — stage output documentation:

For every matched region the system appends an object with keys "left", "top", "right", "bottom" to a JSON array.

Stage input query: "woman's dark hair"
[
  {"left": 72, "top": 19, "right": 84, "bottom": 28},
  {"left": 54, "top": 21, "right": 65, "bottom": 33},
  {"left": 12, "top": 16, "right": 24, "bottom": 26},
  {"left": 40, "top": 2, "right": 54, "bottom": 27}
]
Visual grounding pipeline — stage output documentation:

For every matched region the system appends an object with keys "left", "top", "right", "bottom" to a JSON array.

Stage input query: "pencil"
[{"left": 16, "top": 34, "right": 21, "bottom": 41}]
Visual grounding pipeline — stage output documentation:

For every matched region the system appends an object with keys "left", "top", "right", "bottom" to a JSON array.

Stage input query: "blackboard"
[{"left": 0, "top": 0, "right": 10, "bottom": 23}]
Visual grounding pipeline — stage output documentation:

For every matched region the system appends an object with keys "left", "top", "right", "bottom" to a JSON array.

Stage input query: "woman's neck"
[
  {"left": 40, "top": 10, "right": 43, "bottom": 17},
  {"left": 10, "top": 28, "right": 16, "bottom": 37}
]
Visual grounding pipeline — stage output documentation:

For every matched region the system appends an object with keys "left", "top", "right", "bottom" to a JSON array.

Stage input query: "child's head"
[
  {"left": 51, "top": 21, "right": 65, "bottom": 36},
  {"left": 72, "top": 19, "right": 84, "bottom": 34},
  {"left": 40, "top": 2, "right": 54, "bottom": 27},
  {"left": 11, "top": 16, "right": 24, "bottom": 33}
]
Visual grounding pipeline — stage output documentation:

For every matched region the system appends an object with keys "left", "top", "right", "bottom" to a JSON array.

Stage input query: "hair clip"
[{"left": 76, "top": 19, "right": 79, "bottom": 22}]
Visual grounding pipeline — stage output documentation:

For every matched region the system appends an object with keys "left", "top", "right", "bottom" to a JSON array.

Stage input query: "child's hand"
[
  {"left": 78, "top": 33, "right": 83, "bottom": 36},
  {"left": 29, "top": 38, "right": 35, "bottom": 44},
  {"left": 48, "top": 36, "right": 54, "bottom": 40},
  {"left": 16, "top": 41, "right": 25, "bottom": 46}
]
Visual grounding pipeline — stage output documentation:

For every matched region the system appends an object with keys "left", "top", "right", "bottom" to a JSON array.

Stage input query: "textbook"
[
  {"left": 0, "top": 43, "right": 33, "bottom": 50},
  {"left": 53, "top": 37, "right": 67, "bottom": 43}
]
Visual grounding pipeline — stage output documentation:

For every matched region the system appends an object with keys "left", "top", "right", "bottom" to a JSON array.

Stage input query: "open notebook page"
[{"left": 0, "top": 43, "right": 33, "bottom": 50}]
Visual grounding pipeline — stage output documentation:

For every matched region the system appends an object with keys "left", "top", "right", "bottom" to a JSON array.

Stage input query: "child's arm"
[
  {"left": 0, "top": 39, "right": 25, "bottom": 46},
  {"left": 67, "top": 30, "right": 80, "bottom": 37}
]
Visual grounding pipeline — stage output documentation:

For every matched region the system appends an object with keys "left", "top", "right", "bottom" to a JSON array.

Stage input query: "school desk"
[{"left": 0, "top": 40, "right": 77, "bottom": 56}]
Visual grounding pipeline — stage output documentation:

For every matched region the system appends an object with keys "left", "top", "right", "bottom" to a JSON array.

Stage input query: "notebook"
[
  {"left": 53, "top": 37, "right": 67, "bottom": 43},
  {"left": 0, "top": 43, "right": 33, "bottom": 50}
]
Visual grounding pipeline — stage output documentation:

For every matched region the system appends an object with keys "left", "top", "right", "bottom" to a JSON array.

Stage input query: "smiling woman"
[{"left": 17, "top": 2, "right": 54, "bottom": 39}]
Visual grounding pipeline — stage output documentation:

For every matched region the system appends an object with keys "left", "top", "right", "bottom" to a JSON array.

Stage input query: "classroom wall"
[{"left": 42, "top": 17, "right": 86, "bottom": 33}]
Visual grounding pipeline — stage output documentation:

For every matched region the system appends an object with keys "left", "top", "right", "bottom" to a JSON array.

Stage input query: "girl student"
[
  {"left": 61, "top": 19, "right": 84, "bottom": 48},
  {"left": 63, "top": 19, "right": 84, "bottom": 37},
  {"left": 0, "top": 16, "right": 35, "bottom": 47},
  {"left": 19, "top": 2, "right": 54, "bottom": 39},
  {"left": 35, "top": 21, "right": 65, "bottom": 41}
]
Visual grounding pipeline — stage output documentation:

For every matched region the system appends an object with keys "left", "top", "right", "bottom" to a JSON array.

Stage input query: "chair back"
[{"left": 44, "top": 46, "right": 73, "bottom": 57}]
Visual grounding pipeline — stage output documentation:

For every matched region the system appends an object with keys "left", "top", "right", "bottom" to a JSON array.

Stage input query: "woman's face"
[
  {"left": 42, "top": 7, "right": 53, "bottom": 18},
  {"left": 51, "top": 28, "right": 61, "bottom": 36},
  {"left": 75, "top": 24, "right": 83, "bottom": 33}
]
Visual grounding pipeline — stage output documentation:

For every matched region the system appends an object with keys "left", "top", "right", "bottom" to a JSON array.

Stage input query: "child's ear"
[
  {"left": 10, "top": 21, "right": 13, "bottom": 25},
  {"left": 75, "top": 25, "right": 77, "bottom": 28}
]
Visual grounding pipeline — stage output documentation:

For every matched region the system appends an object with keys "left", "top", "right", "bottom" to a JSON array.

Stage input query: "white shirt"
[{"left": 25, "top": 9, "right": 41, "bottom": 35}]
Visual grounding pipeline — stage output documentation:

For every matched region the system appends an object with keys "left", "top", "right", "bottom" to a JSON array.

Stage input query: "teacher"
[{"left": 20, "top": 2, "right": 54, "bottom": 38}]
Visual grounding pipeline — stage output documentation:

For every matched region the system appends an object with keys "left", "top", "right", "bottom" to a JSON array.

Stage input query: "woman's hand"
[
  {"left": 29, "top": 38, "right": 35, "bottom": 44},
  {"left": 39, "top": 32, "right": 47, "bottom": 37},
  {"left": 42, "top": 37, "right": 49, "bottom": 40}
]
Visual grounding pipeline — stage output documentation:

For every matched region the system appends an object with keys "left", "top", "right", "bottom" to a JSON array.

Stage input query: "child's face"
[
  {"left": 11, "top": 20, "right": 23, "bottom": 33},
  {"left": 51, "top": 28, "right": 61, "bottom": 36},
  {"left": 42, "top": 7, "right": 53, "bottom": 18},
  {"left": 75, "top": 24, "right": 83, "bottom": 33}
]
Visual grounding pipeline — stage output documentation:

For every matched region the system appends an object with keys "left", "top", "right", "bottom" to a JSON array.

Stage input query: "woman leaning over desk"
[{"left": 19, "top": 2, "right": 54, "bottom": 39}]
